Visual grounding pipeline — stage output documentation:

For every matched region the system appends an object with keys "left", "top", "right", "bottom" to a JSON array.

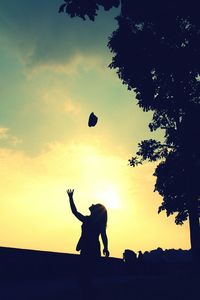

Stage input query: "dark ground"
[{"left": 0, "top": 247, "right": 199, "bottom": 300}]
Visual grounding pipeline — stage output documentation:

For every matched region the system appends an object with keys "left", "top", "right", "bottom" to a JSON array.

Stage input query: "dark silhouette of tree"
[
  {"left": 58, "top": 0, "right": 120, "bottom": 21},
  {"left": 59, "top": 1, "right": 200, "bottom": 259}
]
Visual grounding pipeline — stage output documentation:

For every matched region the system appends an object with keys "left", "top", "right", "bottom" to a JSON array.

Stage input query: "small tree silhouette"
[{"left": 59, "top": 0, "right": 200, "bottom": 260}]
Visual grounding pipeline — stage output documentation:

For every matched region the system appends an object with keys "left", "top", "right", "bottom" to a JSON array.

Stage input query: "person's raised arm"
[
  {"left": 66, "top": 189, "right": 85, "bottom": 222},
  {"left": 101, "top": 228, "right": 110, "bottom": 257}
]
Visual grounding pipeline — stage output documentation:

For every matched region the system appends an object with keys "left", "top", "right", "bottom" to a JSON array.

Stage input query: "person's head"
[{"left": 89, "top": 204, "right": 107, "bottom": 229}]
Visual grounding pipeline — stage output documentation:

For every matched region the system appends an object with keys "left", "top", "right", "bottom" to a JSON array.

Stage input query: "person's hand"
[
  {"left": 67, "top": 189, "right": 74, "bottom": 198},
  {"left": 103, "top": 248, "right": 110, "bottom": 258}
]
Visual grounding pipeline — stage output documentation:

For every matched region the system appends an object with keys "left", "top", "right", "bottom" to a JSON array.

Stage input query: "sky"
[{"left": 0, "top": 0, "right": 190, "bottom": 258}]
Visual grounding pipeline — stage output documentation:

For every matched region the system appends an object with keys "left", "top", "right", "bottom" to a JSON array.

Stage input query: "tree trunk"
[{"left": 188, "top": 197, "right": 200, "bottom": 262}]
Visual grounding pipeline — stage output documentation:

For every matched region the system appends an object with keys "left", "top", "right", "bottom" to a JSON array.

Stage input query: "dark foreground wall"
[
  {"left": 0, "top": 247, "right": 124, "bottom": 282},
  {"left": 0, "top": 246, "right": 198, "bottom": 283},
  {"left": 0, "top": 247, "right": 199, "bottom": 300}
]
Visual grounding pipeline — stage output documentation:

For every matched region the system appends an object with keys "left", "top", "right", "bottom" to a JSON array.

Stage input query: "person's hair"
[{"left": 91, "top": 204, "right": 107, "bottom": 230}]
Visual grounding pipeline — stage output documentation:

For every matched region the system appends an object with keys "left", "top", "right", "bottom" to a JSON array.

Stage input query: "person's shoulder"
[{"left": 83, "top": 215, "right": 90, "bottom": 222}]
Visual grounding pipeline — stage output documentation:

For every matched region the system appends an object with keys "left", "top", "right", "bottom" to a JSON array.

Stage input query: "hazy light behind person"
[{"left": 67, "top": 189, "right": 109, "bottom": 258}]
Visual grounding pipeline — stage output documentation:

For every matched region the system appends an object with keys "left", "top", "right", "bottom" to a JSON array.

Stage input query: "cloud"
[
  {"left": 40, "top": 88, "right": 81, "bottom": 115},
  {"left": 0, "top": 141, "right": 190, "bottom": 254},
  {"left": 26, "top": 54, "right": 106, "bottom": 76},
  {"left": 64, "top": 98, "right": 81, "bottom": 115},
  {"left": 0, "top": 127, "right": 22, "bottom": 146},
  {"left": 0, "top": 140, "right": 133, "bottom": 252},
  {"left": 0, "top": 0, "right": 119, "bottom": 73},
  {"left": 0, "top": 127, "right": 9, "bottom": 139}
]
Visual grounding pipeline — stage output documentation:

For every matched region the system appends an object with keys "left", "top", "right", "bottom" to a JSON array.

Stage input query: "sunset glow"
[
  {"left": 0, "top": 0, "right": 190, "bottom": 258},
  {"left": 94, "top": 185, "right": 122, "bottom": 209}
]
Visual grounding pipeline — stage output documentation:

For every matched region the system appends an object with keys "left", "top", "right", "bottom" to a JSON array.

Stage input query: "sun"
[{"left": 95, "top": 186, "right": 121, "bottom": 210}]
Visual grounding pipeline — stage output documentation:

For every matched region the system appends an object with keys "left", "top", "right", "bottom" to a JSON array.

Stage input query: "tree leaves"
[
  {"left": 59, "top": 0, "right": 120, "bottom": 21},
  {"left": 58, "top": 3, "right": 66, "bottom": 13}
]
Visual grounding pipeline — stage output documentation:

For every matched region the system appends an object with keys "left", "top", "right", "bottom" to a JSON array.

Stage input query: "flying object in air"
[{"left": 88, "top": 112, "right": 98, "bottom": 127}]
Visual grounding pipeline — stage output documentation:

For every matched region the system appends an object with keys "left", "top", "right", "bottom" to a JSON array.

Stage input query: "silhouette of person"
[
  {"left": 66, "top": 189, "right": 109, "bottom": 299},
  {"left": 67, "top": 189, "right": 109, "bottom": 258}
]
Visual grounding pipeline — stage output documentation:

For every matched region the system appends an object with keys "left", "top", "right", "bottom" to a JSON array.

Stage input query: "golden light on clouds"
[
  {"left": 0, "top": 138, "right": 190, "bottom": 257},
  {"left": 0, "top": 127, "right": 9, "bottom": 139},
  {"left": 0, "top": 127, "right": 22, "bottom": 146}
]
